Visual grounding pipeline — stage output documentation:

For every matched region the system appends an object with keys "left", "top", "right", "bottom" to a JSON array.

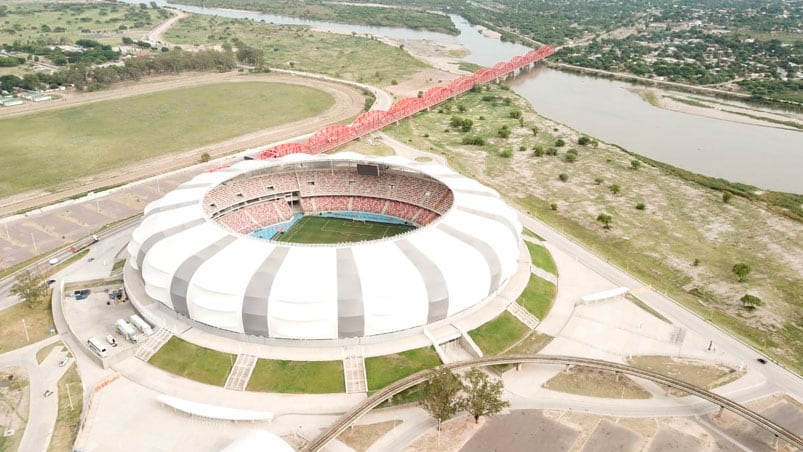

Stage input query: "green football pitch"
[{"left": 273, "top": 216, "right": 415, "bottom": 244}]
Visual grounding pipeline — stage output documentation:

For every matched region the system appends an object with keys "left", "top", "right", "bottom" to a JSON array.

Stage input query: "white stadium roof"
[{"left": 127, "top": 153, "right": 521, "bottom": 340}]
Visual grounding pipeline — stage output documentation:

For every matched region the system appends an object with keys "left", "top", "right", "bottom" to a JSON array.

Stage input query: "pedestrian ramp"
[
  {"left": 342, "top": 348, "right": 367, "bottom": 394},
  {"left": 507, "top": 302, "right": 540, "bottom": 329},
  {"left": 225, "top": 354, "right": 258, "bottom": 391},
  {"left": 134, "top": 328, "right": 172, "bottom": 362}
]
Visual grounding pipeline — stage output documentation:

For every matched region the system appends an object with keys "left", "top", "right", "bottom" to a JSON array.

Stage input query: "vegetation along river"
[{"left": 137, "top": 0, "right": 803, "bottom": 193}]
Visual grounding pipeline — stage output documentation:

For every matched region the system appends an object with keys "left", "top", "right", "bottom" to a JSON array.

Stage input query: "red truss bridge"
[{"left": 252, "top": 45, "right": 555, "bottom": 160}]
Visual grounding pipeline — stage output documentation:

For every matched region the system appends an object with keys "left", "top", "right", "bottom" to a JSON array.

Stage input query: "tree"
[
  {"left": 630, "top": 159, "right": 641, "bottom": 170},
  {"left": 722, "top": 192, "right": 732, "bottom": 203},
  {"left": 461, "top": 368, "right": 509, "bottom": 424},
  {"left": 597, "top": 213, "right": 612, "bottom": 229},
  {"left": 732, "top": 263, "right": 751, "bottom": 282},
  {"left": 740, "top": 294, "right": 762, "bottom": 310},
  {"left": 558, "top": 173, "right": 569, "bottom": 182},
  {"left": 578, "top": 136, "right": 591, "bottom": 145},
  {"left": 200, "top": 152, "right": 211, "bottom": 163},
  {"left": 555, "top": 138, "right": 565, "bottom": 147},
  {"left": 421, "top": 368, "right": 463, "bottom": 430},
  {"left": 11, "top": 269, "right": 47, "bottom": 309}
]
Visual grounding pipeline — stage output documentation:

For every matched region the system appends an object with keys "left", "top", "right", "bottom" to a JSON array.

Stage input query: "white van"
[
  {"left": 129, "top": 314, "right": 154, "bottom": 336},
  {"left": 87, "top": 337, "right": 108, "bottom": 358}
]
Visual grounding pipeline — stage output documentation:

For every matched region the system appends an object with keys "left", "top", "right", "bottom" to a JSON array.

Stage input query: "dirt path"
[
  {"left": 147, "top": 8, "right": 188, "bottom": 43},
  {"left": 0, "top": 73, "right": 365, "bottom": 216}
]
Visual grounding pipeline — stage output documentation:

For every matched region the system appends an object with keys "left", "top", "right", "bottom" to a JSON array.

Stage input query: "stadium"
[{"left": 124, "top": 153, "right": 522, "bottom": 343}]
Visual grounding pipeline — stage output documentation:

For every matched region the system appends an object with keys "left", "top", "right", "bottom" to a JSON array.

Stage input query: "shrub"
[
  {"left": 500, "top": 149, "right": 513, "bottom": 158},
  {"left": 497, "top": 126, "right": 510, "bottom": 139},
  {"left": 596, "top": 213, "right": 612, "bottom": 229},
  {"left": 578, "top": 136, "right": 591, "bottom": 145},
  {"left": 519, "top": 145, "right": 526, "bottom": 152},
  {"left": 532, "top": 146, "right": 544, "bottom": 157},
  {"left": 200, "top": 152, "right": 211, "bottom": 163},
  {"left": 594, "top": 177, "right": 604, "bottom": 185},
  {"left": 740, "top": 294, "right": 762, "bottom": 309},
  {"left": 555, "top": 138, "right": 565, "bottom": 147},
  {"left": 550, "top": 203, "right": 558, "bottom": 211},
  {"left": 558, "top": 173, "right": 569, "bottom": 182},
  {"left": 531, "top": 126, "right": 539, "bottom": 136},
  {"left": 631, "top": 159, "right": 641, "bottom": 170},
  {"left": 462, "top": 136, "right": 485, "bottom": 146},
  {"left": 457, "top": 103, "right": 467, "bottom": 112},
  {"left": 509, "top": 110, "right": 522, "bottom": 119},
  {"left": 546, "top": 148, "right": 558, "bottom": 156},
  {"left": 635, "top": 202, "right": 646, "bottom": 210},
  {"left": 609, "top": 184, "right": 621, "bottom": 195},
  {"left": 722, "top": 192, "right": 733, "bottom": 203}
]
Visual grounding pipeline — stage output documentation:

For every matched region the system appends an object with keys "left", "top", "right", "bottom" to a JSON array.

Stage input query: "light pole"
[
  {"left": 22, "top": 319, "right": 29, "bottom": 342},
  {"left": 66, "top": 383, "right": 74, "bottom": 410}
]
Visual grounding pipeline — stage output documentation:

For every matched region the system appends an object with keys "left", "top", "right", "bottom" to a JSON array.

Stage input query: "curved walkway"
[{"left": 303, "top": 355, "right": 803, "bottom": 452}]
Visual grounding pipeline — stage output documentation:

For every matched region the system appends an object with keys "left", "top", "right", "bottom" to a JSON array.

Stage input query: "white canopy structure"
[{"left": 127, "top": 153, "right": 521, "bottom": 340}]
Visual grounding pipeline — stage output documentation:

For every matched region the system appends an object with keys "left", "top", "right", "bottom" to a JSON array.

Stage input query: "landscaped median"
[
  {"left": 525, "top": 241, "right": 558, "bottom": 276},
  {"left": 247, "top": 360, "right": 344, "bottom": 393},
  {"left": 518, "top": 274, "right": 557, "bottom": 321}
]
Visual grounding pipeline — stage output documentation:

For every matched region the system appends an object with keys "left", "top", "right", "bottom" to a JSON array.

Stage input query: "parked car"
[{"left": 105, "top": 335, "right": 118, "bottom": 347}]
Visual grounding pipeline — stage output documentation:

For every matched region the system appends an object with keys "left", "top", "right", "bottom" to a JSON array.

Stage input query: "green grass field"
[
  {"left": 517, "top": 274, "right": 557, "bottom": 321},
  {"left": 274, "top": 216, "right": 414, "bottom": 244},
  {"left": 526, "top": 241, "right": 558, "bottom": 275},
  {"left": 365, "top": 347, "right": 440, "bottom": 391},
  {"left": 0, "top": 82, "right": 333, "bottom": 198},
  {"left": 247, "top": 359, "right": 344, "bottom": 393},
  {"left": 469, "top": 311, "right": 529, "bottom": 356},
  {"left": 148, "top": 337, "right": 234, "bottom": 386}
]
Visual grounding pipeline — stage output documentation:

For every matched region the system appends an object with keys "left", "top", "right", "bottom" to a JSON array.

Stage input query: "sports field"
[
  {"left": 274, "top": 216, "right": 414, "bottom": 244},
  {"left": 0, "top": 82, "right": 333, "bottom": 198}
]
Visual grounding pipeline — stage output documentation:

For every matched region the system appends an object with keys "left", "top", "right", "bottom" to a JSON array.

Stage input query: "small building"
[
  {"left": 0, "top": 96, "right": 23, "bottom": 107},
  {"left": 19, "top": 92, "right": 51, "bottom": 102}
]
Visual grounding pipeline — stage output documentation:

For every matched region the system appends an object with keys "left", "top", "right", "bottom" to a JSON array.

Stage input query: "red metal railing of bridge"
[{"left": 251, "top": 45, "right": 555, "bottom": 163}]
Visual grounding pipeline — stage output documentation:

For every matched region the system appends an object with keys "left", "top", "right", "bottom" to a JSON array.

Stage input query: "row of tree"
[{"left": 0, "top": 48, "right": 238, "bottom": 92}]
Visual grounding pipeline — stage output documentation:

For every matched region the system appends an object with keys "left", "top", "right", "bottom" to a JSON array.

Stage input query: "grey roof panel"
[
  {"left": 170, "top": 236, "right": 237, "bottom": 316},
  {"left": 438, "top": 223, "right": 501, "bottom": 295},
  {"left": 136, "top": 218, "right": 205, "bottom": 269},
  {"left": 336, "top": 248, "right": 364, "bottom": 338},
  {"left": 242, "top": 246, "right": 290, "bottom": 337},
  {"left": 457, "top": 205, "right": 519, "bottom": 244},
  {"left": 396, "top": 239, "right": 449, "bottom": 322}
]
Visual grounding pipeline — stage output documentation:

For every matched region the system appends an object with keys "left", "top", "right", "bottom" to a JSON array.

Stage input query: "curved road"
[{"left": 304, "top": 355, "right": 802, "bottom": 452}]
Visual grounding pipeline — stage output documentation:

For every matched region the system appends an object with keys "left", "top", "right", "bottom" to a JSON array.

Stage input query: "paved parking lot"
[{"left": 62, "top": 285, "right": 141, "bottom": 360}]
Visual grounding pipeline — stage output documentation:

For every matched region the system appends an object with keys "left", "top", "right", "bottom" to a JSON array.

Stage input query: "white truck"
[
  {"left": 129, "top": 314, "right": 154, "bottom": 336},
  {"left": 115, "top": 319, "right": 138, "bottom": 344}
]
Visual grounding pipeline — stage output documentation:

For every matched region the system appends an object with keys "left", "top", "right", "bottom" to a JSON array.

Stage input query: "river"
[{"left": 128, "top": 0, "right": 803, "bottom": 193}]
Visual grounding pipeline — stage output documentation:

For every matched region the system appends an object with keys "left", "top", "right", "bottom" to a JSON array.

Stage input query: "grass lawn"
[
  {"left": 148, "top": 337, "right": 234, "bottom": 386},
  {"left": 0, "top": 299, "right": 56, "bottom": 354},
  {"left": 365, "top": 347, "right": 440, "bottom": 391},
  {"left": 627, "top": 355, "right": 743, "bottom": 390},
  {"left": 165, "top": 14, "right": 426, "bottom": 85},
  {"left": 48, "top": 362, "right": 82, "bottom": 452},
  {"left": 246, "top": 359, "right": 343, "bottom": 393},
  {"left": 543, "top": 366, "right": 652, "bottom": 399},
  {"left": 274, "top": 216, "right": 413, "bottom": 244},
  {"left": 0, "top": 82, "right": 333, "bottom": 198},
  {"left": 469, "top": 311, "right": 529, "bottom": 356},
  {"left": 36, "top": 341, "right": 63, "bottom": 365},
  {"left": 517, "top": 275, "right": 557, "bottom": 321},
  {"left": 525, "top": 241, "right": 557, "bottom": 275}
]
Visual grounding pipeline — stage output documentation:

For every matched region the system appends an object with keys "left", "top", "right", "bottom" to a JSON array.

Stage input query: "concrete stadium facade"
[{"left": 125, "top": 153, "right": 521, "bottom": 341}]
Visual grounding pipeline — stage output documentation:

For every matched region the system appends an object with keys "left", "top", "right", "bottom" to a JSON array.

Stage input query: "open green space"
[
  {"left": 365, "top": 347, "right": 440, "bottom": 391},
  {"left": 148, "top": 337, "right": 233, "bottom": 386},
  {"left": 247, "top": 359, "right": 344, "bottom": 393},
  {"left": 48, "top": 362, "right": 82, "bottom": 452},
  {"left": 517, "top": 275, "right": 557, "bottom": 321},
  {"left": 388, "top": 81, "right": 803, "bottom": 373},
  {"left": 0, "top": 2, "right": 164, "bottom": 46},
  {"left": 469, "top": 311, "right": 529, "bottom": 356},
  {"left": 526, "top": 241, "right": 557, "bottom": 275},
  {"left": 0, "top": 82, "right": 333, "bottom": 198},
  {"left": 0, "top": 295, "right": 55, "bottom": 354},
  {"left": 172, "top": 0, "right": 457, "bottom": 35},
  {"left": 274, "top": 215, "right": 414, "bottom": 245},
  {"left": 165, "top": 14, "right": 427, "bottom": 84}
]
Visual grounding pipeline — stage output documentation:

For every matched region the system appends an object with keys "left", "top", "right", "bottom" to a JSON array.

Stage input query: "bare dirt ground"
[
  {"left": 407, "top": 415, "right": 486, "bottom": 452},
  {"left": 0, "top": 72, "right": 365, "bottom": 217},
  {"left": 147, "top": 8, "right": 187, "bottom": 43}
]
